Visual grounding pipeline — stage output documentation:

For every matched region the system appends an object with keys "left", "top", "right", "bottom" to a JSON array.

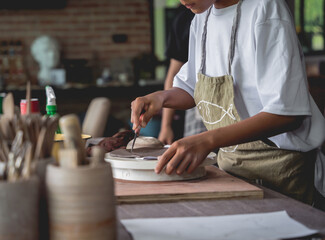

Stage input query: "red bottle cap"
[{"left": 20, "top": 98, "right": 40, "bottom": 115}]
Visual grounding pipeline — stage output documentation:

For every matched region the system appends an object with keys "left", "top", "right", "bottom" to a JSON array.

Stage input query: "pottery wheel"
[{"left": 105, "top": 148, "right": 217, "bottom": 182}]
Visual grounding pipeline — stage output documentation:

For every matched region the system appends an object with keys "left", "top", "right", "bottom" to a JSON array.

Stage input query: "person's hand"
[
  {"left": 131, "top": 92, "right": 164, "bottom": 134},
  {"left": 112, "top": 130, "right": 135, "bottom": 143},
  {"left": 155, "top": 132, "right": 213, "bottom": 175},
  {"left": 86, "top": 130, "right": 134, "bottom": 156},
  {"left": 158, "top": 126, "right": 174, "bottom": 145}
]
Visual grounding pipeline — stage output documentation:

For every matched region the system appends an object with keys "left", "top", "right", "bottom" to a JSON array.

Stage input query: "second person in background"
[{"left": 159, "top": 4, "right": 206, "bottom": 145}]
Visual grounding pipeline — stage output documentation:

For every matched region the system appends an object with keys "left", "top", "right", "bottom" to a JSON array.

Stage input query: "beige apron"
[{"left": 194, "top": 1, "right": 315, "bottom": 204}]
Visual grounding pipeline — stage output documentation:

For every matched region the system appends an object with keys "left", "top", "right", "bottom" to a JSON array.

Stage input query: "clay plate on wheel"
[{"left": 105, "top": 150, "right": 217, "bottom": 182}]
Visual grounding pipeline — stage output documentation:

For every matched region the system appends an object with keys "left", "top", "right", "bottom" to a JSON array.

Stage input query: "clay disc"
[
  {"left": 109, "top": 147, "right": 167, "bottom": 159},
  {"left": 126, "top": 136, "right": 164, "bottom": 149}
]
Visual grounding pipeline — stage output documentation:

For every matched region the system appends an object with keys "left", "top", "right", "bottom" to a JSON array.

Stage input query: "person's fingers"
[
  {"left": 139, "top": 114, "right": 146, "bottom": 128},
  {"left": 176, "top": 155, "right": 192, "bottom": 175},
  {"left": 134, "top": 114, "right": 145, "bottom": 135},
  {"left": 165, "top": 152, "right": 184, "bottom": 175},
  {"left": 155, "top": 145, "right": 177, "bottom": 174},
  {"left": 130, "top": 97, "right": 145, "bottom": 130},
  {"left": 112, "top": 130, "right": 132, "bottom": 139},
  {"left": 187, "top": 156, "right": 203, "bottom": 174}
]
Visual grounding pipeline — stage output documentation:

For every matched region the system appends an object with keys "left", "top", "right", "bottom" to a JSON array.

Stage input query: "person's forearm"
[
  {"left": 203, "top": 112, "right": 304, "bottom": 151},
  {"left": 160, "top": 87, "right": 196, "bottom": 110},
  {"left": 131, "top": 87, "right": 195, "bottom": 130}
]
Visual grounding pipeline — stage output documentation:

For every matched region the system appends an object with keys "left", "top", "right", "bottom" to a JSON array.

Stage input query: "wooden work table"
[{"left": 116, "top": 183, "right": 325, "bottom": 240}]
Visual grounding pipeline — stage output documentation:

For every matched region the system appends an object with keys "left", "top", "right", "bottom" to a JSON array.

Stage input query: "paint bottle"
[
  {"left": 46, "top": 85, "right": 61, "bottom": 133},
  {"left": 20, "top": 98, "right": 40, "bottom": 115}
]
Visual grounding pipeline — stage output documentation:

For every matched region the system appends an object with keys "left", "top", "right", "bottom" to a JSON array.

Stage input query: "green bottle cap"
[{"left": 46, "top": 104, "right": 57, "bottom": 115}]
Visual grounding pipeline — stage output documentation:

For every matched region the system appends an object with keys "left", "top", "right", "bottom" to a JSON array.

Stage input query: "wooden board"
[{"left": 114, "top": 166, "right": 263, "bottom": 204}]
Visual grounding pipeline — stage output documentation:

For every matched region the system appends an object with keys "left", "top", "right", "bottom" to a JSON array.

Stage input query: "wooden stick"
[
  {"left": 3, "top": 92, "right": 15, "bottom": 120},
  {"left": 7, "top": 152, "right": 18, "bottom": 182},
  {"left": 26, "top": 81, "right": 31, "bottom": 115},
  {"left": 43, "top": 116, "right": 59, "bottom": 158},
  {"left": 34, "top": 127, "right": 47, "bottom": 160},
  {"left": 90, "top": 146, "right": 105, "bottom": 167},
  {"left": 59, "top": 114, "right": 86, "bottom": 165},
  {"left": 22, "top": 143, "right": 33, "bottom": 179},
  {"left": 59, "top": 149, "right": 78, "bottom": 168}
]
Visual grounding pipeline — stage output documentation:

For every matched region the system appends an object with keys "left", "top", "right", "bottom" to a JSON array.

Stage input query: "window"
[{"left": 295, "top": 0, "right": 325, "bottom": 55}]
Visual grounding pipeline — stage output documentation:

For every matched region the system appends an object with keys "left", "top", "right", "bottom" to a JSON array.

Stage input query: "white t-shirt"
[{"left": 173, "top": 0, "right": 325, "bottom": 152}]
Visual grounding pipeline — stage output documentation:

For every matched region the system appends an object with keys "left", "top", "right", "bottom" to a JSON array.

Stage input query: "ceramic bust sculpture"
[{"left": 31, "top": 36, "right": 60, "bottom": 86}]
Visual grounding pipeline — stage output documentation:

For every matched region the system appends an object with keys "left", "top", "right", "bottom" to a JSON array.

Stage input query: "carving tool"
[{"left": 131, "top": 114, "right": 144, "bottom": 153}]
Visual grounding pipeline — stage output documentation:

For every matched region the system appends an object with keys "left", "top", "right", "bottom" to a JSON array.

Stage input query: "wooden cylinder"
[
  {"left": 0, "top": 176, "right": 40, "bottom": 240},
  {"left": 46, "top": 163, "right": 116, "bottom": 240}
]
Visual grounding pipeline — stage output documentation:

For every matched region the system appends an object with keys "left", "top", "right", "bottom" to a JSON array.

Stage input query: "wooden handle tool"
[
  {"left": 59, "top": 114, "right": 86, "bottom": 166},
  {"left": 2, "top": 92, "right": 15, "bottom": 120},
  {"left": 90, "top": 146, "right": 105, "bottom": 167},
  {"left": 26, "top": 81, "right": 31, "bottom": 115},
  {"left": 59, "top": 148, "right": 79, "bottom": 168},
  {"left": 22, "top": 143, "right": 33, "bottom": 179}
]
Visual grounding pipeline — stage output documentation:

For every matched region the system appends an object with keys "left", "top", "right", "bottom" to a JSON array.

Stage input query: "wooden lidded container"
[
  {"left": 46, "top": 163, "right": 116, "bottom": 240},
  {"left": 0, "top": 176, "right": 40, "bottom": 240}
]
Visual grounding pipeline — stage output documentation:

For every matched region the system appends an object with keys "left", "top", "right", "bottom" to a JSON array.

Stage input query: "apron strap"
[
  {"left": 199, "top": 0, "right": 243, "bottom": 75},
  {"left": 228, "top": 0, "right": 243, "bottom": 76},
  {"left": 199, "top": 6, "right": 212, "bottom": 74}
]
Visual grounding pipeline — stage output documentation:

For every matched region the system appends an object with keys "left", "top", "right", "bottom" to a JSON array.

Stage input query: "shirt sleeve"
[{"left": 255, "top": 19, "right": 312, "bottom": 116}]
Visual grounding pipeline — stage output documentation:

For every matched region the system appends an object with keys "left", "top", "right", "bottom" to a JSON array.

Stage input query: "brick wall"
[{"left": 0, "top": 0, "right": 152, "bottom": 86}]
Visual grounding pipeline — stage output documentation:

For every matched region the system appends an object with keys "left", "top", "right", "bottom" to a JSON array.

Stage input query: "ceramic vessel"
[
  {"left": 35, "top": 157, "right": 55, "bottom": 240},
  {"left": 0, "top": 176, "right": 40, "bottom": 240},
  {"left": 46, "top": 163, "right": 116, "bottom": 240}
]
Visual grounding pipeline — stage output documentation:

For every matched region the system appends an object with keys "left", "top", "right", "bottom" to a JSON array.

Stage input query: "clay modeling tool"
[
  {"left": 59, "top": 114, "right": 86, "bottom": 166},
  {"left": 90, "top": 146, "right": 105, "bottom": 166},
  {"left": 59, "top": 148, "right": 79, "bottom": 168},
  {"left": 130, "top": 132, "right": 138, "bottom": 153},
  {"left": 131, "top": 114, "right": 144, "bottom": 153},
  {"left": 0, "top": 142, "right": 7, "bottom": 162},
  {"left": 11, "top": 130, "right": 24, "bottom": 158},
  {"left": 43, "top": 116, "right": 59, "bottom": 158},
  {"left": 22, "top": 143, "right": 33, "bottom": 179},
  {"left": 34, "top": 127, "right": 47, "bottom": 159},
  {"left": 0, "top": 161, "right": 5, "bottom": 180},
  {"left": 2, "top": 92, "right": 15, "bottom": 120},
  {"left": 26, "top": 81, "right": 31, "bottom": 114},
  {"left": 7, "top": 152, "right": 18, "bottom": 182}
]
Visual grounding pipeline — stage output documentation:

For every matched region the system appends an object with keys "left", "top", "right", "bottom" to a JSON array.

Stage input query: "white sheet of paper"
[{"left": 121, "top": 211, "right": 318, "bottom": 240}]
